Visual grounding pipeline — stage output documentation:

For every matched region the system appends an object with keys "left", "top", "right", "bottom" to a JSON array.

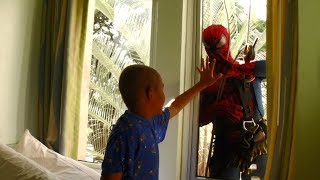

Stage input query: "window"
[{"left": 85, "top": 0, "right": 153, "bottom": 163}]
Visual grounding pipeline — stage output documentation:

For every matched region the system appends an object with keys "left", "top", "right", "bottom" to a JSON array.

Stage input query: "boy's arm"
[{"left": 168, "top": 58, "right": 222, "bottom": 119}]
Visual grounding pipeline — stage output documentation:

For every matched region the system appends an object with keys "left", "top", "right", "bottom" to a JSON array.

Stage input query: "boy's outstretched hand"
[
  {"left": 168, "top": 56, "right": 222, "bottom": 119},
  {"left": 197, "top": 57, "right": 223, "bottom": 87}
]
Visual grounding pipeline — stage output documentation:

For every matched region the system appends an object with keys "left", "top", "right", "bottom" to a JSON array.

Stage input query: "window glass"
[{"left": 86, "top": 0, "right": 153, "bottom": 163}]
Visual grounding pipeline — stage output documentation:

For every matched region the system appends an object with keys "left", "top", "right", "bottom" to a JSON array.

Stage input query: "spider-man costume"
[
  {"left": 200, "top": 24, "right": 267, "bottom": 179},
  {"left": 200, "top": 24, "right": 256, "bottom": 142}
]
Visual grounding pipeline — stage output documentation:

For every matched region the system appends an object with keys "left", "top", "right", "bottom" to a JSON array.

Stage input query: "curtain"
[
  {"left": 265, "top": 0, "right": 298, "bottom": 179},
  {"left": 38, "top": 0, "right": 89, "bottom": 159}
]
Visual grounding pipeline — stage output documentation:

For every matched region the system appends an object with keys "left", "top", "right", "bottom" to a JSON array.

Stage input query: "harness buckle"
[{"left": 242, "top": 118, "right": 257, "bottom": 132}]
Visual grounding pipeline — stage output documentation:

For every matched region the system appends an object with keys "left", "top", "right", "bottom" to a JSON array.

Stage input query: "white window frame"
[{"left": 178, "top": 0, "right": 206, "bottom": 179}]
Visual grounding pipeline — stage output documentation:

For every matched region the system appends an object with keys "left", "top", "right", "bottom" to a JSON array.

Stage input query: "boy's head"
[{"left": 119, "top": 64, "right": 165, "bottom": 115}]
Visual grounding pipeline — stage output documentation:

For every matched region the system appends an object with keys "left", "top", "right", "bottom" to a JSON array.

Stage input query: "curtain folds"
[
  {"left": 38, "top": 0, "right": 89, "bottom": 159},
  {"left": 265, "top": 0, "right": 298, "bottom": 179}
]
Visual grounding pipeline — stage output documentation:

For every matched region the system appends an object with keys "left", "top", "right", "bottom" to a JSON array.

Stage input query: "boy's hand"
[
  {"left": 197, "top": 57, "right": 223, "bottom": 87},
  {"left": 168, "top": 56, "right": 222, "bottom": 119}
]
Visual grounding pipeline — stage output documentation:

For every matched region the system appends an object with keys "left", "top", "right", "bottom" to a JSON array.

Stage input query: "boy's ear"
[{"left": 146, "top": 87, "right": 153, "bottom": 100}]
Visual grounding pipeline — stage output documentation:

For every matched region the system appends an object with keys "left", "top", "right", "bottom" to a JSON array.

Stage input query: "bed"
[{"left": 0, "top": 130, "right": 101, "bottom": 180}]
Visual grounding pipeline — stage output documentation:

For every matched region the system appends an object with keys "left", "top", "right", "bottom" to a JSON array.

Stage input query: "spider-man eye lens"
[{"left": 216, "top": 34, "right": 227, "bottom": 48}]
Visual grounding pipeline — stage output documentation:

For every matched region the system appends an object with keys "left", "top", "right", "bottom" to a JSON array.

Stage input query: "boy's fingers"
[
  {"left": 201, "top": 58, "right": 205, "bottom": 70},
  {"left": 211, "top": 58, "right": 216, "bottom": 69},
  {"left": 196, "top": 67, "right": 201, "bottom": 73},
  {"left": 206, "top": 58, "right": 209, "bottom": 68},
  {"left": 205, "top": 56, "right": 210, "bottom": 69},
  {"left": 217, "top": 73, "right": 223, "bottom": 79},
  {"left": 210, "top": 59, "right": 216, "bottom": 74}
]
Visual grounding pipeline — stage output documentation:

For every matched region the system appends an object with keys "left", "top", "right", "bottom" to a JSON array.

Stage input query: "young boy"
[{"left": 101, "top": 58, "right": 221, "bottom": 180}]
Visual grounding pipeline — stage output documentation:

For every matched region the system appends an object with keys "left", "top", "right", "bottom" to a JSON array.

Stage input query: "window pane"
[{"left": 86, "top": 0, "right": 153, "bottom": 163}]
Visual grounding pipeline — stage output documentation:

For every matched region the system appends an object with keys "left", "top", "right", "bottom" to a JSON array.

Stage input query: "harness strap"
[{"left": 237, "top": 75, "right": 254, "bottom": 121}]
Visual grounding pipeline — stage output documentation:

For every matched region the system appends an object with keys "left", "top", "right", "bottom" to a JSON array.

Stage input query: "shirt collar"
[{"left": 124, "top": 110, "right": 153, "bottom": 127}]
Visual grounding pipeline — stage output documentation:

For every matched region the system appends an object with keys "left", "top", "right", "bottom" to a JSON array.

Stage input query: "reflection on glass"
[
  {"left": 197, "top": 0, "right": 267, "bottom": 178},
  {"left": 86, "top": 0, "right": 152, "bottom": 163},
  {"left": 114, "top": 0, "right": 153, "bottom": 65}
]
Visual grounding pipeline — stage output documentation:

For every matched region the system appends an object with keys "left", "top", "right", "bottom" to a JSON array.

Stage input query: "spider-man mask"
[{"left": 202, "top": 24, "right": 234, "bottom": 63}]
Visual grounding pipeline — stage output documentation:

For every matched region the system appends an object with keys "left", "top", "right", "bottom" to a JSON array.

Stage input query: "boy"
[{"left": 101, "top": 58, "right": 221, "bottom": 180}]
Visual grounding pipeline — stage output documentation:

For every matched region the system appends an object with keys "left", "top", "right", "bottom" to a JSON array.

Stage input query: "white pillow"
[
  {"left": 16, "top": 129, "right": 100, "bottom": 180},
  {"left": 0, "top": 141, "right": 56, "bottom": 180}
]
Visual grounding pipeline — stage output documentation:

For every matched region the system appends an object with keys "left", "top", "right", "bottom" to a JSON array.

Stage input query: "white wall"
[
  {"left": 151, "top": 0, "right": 184, "bottom": 179},
  {"left": 0, "top": 0, "right": 42, "bottom": 144}
]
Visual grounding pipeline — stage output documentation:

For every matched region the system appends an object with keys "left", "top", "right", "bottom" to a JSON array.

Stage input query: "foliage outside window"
[{"left": 86, "top": 0, "right": 152, "bottom": 163}]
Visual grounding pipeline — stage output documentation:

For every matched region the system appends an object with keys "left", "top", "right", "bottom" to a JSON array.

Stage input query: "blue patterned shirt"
[{"left": 101, "top": 108, "right": 170, "bottom": 179}]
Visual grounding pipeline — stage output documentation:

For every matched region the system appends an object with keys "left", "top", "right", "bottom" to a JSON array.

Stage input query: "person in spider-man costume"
[{"left": 199, "top": 24, "right": 267, "bottom": 179}]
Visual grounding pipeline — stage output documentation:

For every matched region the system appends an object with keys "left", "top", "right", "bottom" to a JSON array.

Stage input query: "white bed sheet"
[
  {"left": 16, "top": 129, "right": 101, "bottom": 180},
  {"left": 0, "top": 141, "right": 56, "bottom": 180},
  {"left": 1, "top": 129, "right": 102, "bottom": 180}
]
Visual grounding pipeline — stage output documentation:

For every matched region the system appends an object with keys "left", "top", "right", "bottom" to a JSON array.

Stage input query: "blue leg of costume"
[
  {"left": 253, "top": 77, "right": 265, "bottom": 121},
  {"left": 209, "top": 144, "right": 241, "bottom": 180},
  {"left": 241, "top": 154, "right": 268, "bottom": 180}
]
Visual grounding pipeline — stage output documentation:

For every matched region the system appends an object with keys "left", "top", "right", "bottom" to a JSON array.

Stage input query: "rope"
[
  {"left": 247, "top": 0, "right": 252, "bottom": 44},
  {"left": 224, "top": 0, "right": 231, "bottom": 59}
]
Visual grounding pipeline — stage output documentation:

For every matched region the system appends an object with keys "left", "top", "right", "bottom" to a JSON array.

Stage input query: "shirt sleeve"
[
  {"left": 101, "top": 124, "right": 140, "bottom": 176},
  {"left": 152, "top": 108, "right": 170, "bottom": 144}
]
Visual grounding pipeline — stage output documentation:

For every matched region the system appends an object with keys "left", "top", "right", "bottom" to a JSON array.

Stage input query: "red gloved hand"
[{"left": 244, "top": 45, "right": 256, "bottom": 63}]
